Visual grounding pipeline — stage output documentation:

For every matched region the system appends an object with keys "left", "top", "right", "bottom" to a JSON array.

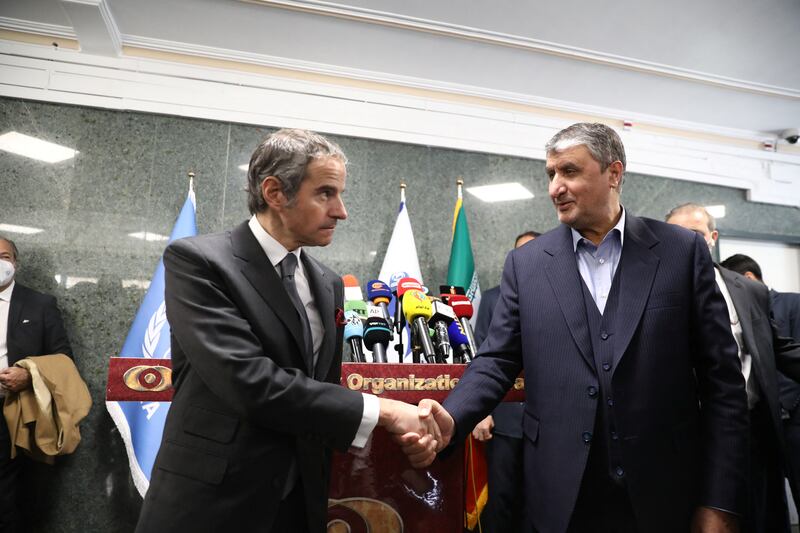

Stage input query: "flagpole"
[
  {"left": 400, "top": 181, "right": 406, "bottom": 203},
  {"left": 188, "top": 171, "right": 195, "bottom": 193},
  {"left": 395, "top": 181, "right": 407, "bottom": 359},
  {"left": 456, "top": 177, "right": 463, "bottom": 200}
]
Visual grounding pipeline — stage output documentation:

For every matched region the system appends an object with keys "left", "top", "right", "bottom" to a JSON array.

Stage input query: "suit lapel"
[
  {"left": 6, "top": 284, "right": 25, "bottom": 361},
  {"left": 303, "top": 252, "right": 334, "bottom": 380},
  {"left": 230, "top": 223, "right": 308, "bottom": 367},
  {"left": 612, "top": 215, "right": 660, "bottom": 370},
  {"left": 544, "top": 225, "right": 595, "bottom": 371},
  {"left": 719, "top": 267, "right": 758, "bottom": 358}
]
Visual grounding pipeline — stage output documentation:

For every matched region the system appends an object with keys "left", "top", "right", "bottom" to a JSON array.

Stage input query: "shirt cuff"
[{"left": 350, "top": 393, "right": 380, "bottom": 448}]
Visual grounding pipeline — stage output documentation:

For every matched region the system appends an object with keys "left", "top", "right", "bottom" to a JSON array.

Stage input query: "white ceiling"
[{"left": 1, "top": 0, "right": 799, "bottom": 135}]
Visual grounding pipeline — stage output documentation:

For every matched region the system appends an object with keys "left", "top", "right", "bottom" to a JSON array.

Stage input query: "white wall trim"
[
  {"left": 0, "top": 40, "right": 798, "bottom": 207},
  {"left": 243, "top": 0, "right": 800, "bottom": 100},
  {"left": 0, "top": 16, "right": 76, "bottom": 39},
  {"left": 96, "top": 0, "right": 122, "bottom": 55}
]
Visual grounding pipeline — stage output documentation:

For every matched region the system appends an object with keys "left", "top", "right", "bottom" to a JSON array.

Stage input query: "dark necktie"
[{"left": 279, "top": 253, "right": 314, "bottom": 372}]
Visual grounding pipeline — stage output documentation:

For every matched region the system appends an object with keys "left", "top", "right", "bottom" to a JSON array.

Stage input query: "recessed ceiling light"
[
  {"left": 0, "top": 223, "right": 44, "bottom": 234},
  {"left": 466, "top": 182, "right": 535, "bottom": 203},
  {"left": 705, "top": 205, "right": 726, "bottom": 219},
  {"left": 0, "top": 132, "right": 77, "bottom": 163},
  {"left": 128, "top": 231, "right": 169, "bottom": 242},
  {"left": 238, "top": 164, "right": 249, "bottom": 171}
]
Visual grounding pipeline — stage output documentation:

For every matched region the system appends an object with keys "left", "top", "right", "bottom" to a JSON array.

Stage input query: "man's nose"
[
  {"left": 332, "top": 197, "right": 347, "bottom": 220},
  {"left": 549, "top": 177, "right": 565, "bottom": 198}
]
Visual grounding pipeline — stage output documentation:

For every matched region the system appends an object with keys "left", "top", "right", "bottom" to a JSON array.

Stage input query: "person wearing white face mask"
[{"left": 0, "top": 236, "right": 72, "bottom": 533}]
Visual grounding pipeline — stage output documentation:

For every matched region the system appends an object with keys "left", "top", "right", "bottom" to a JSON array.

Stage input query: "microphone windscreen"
[
  {"left": 344, "top": 300, "right": 368, "bottom": 319},
  {"left": 366, "top": 279, "right": 392, "bottom": 304},
  {"left": 396, "top": 277, "right": 423, "bottom": 298},
  {"left": 448, "top": 294, "right": 474, "bottom": 319},
  {"left": 343, "top": 310, "right": 364, "bottom": 340},
  {"left": 401, "top": 289, "right": 432, "bottom": 321},
  {"left": 363, "top": 316, "right": 392, "bottom": 347},
  {"left": 448, "top": 320, "right": 469, "bottom": 346},
  {"left": 342, "top": 274, "right": 363, "bottom": 301}
]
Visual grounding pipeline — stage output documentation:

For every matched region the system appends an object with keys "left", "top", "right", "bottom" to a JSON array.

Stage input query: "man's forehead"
[{"left": 546, "top": 144, "right": 590, "bottom": 167}]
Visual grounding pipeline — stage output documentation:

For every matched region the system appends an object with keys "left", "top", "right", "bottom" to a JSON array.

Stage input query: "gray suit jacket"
[{"left": 136, "top": 221, "right": 362, "bottom": 533}]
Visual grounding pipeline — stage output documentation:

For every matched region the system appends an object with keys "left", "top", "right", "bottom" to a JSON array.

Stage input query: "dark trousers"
[
  {"left": 271, "top": 480, "right": 310, "bottom": 533},
  {"left": 783, "top": 406, "right": 800, "bottom": 510},
  {"left": 0, "top": 419, "right": 23, "bottom": 533},
  {"left": 744, "top": 403, "right": 791, "bottom": 533},
  {"left": 482, "top": 433, "right": 525, "bottom": 533},
  {"left": 566, "top": 439, "right": 637, "bottom": 533}
]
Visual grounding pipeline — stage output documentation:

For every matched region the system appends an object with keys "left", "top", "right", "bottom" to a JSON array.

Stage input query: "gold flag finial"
[{"left": 188, "top": 171, "right": 195, "bottom": 192}]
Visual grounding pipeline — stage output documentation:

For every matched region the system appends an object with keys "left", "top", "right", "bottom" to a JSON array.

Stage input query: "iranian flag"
[{"left": 446, "top": 180, "right": 481, "bottom": 324}]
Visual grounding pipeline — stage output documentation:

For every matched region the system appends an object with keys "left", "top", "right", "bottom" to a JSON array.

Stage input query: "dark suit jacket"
[
  {"left": 443, "top": 214, "right": 749, "bottom": 533},
  {"left": 136, "top": 222, "right": 364, "bottom": 533},
  {"left": 771, "top": 289, "right": 800, "bottom": 413},
  {"left": 6, "top": 283, "right": 72, "bottom": 363},
  {"left": 717, "top": 270, "right": 800, "bottom": 448}
]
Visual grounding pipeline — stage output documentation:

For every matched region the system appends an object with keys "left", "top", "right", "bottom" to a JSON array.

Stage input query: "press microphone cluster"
[{"left": 341, "top": 274, "right": 478, "bottom": 364}]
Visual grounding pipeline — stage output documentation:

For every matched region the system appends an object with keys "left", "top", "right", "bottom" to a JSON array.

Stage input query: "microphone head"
[
  {"left": 342, "top": 274, "right": 363, "bottom": 301},
  {"left": 363, "top": 316, "right": 392, "bottom": 347},
  {"left": 447, "top": 320, "right": 469, "bottom": 347},
  {"left": 429, "top": 300, "right": 456, "bottom": 325},
  {"left": 366, "top": 280, "right": 392, "bottom": 305},
  {"left": 396, "top": 277, "right": 423, "bottom": 298},
  {"left": 344, "top": 300, "right": 368, "bottom": 319},
  {"left": 448, "top": 294, "right": 474, "bottom": 319},
  {"left": 401, "top": 289, "right": 432, "bottom": 321},
  {"left": 343, "top": 310, "right": 364, "bottom": 340}
]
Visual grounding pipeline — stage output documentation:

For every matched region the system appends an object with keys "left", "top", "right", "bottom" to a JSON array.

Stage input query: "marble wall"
[{"left": 1, "top": 96, "right": 799, "bottom": 531}]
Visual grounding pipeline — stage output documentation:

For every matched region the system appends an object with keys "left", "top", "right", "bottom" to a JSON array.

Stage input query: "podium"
[{"left": 106, "top": 359, "right": 525, "bottom": 532}]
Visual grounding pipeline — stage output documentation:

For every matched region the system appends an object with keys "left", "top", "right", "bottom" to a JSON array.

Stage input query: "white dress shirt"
[
  {"left": 0, "top": 281, "right": 14, "bottom": 397},
  {"left": 248, "top": 217, "right": 378, "bottom": 447}
]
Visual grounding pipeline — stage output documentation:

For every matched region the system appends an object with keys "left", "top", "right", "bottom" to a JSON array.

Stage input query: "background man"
[
  {"left": 472, "top": 230, "right": 539, "bottom": 533},
  {"left": 720, "top": 252, "right": 800, "bottom": 517},
  {"left": 136, "top": 129, "right": 440, "bottom": 533},
  {"left": 411, "top": 123, "right": 751, "bottom": 532},
  {"left": 0, "top": 236, "right": 73, "bottom": 533},
  {"left": 666, "top": 204, "right": 800, "bottom": 533}
]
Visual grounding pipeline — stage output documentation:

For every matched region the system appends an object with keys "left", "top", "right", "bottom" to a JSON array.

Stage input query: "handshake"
[{"left": 376, "top": 398, "right": 456, "bottom": 468}]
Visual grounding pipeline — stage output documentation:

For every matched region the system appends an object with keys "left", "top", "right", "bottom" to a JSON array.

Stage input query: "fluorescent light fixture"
[
  {"left": 0, "top": 132, "right": 77, "bottom": 163},
  {"left": 466, "top": 182, "right": 535, "bottom": 203},
  {"left": 238, "top": 164, "right": 249, "bottom": 171},
  {"left": 128, "top": 231, "right": 169, "bottom": 242},
  {"left": 0, "top": 223, "right": 43, "bottom": 234},
  {"left": 65, "top": 276, "right": 97, "bottom": 289},
  {"left": 705, "top": 205, "right": 726, "bottom": 219},
  {"left": 123, "top": 279, "right": 151, "bottom": 289}
]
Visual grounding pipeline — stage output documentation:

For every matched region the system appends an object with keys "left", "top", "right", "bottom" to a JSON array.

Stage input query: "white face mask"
[{"left": 0, "top": 259, "right": 15, "bottom": 286}]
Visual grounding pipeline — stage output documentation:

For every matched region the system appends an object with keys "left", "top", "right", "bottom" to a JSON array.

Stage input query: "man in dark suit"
[
  {"left": 0, "top": 236, "right": 73, "bottom": 533},
  {"left": 407, "top": 123, "right": 758, "bottom": 532},
  {"left": 472, "top": 230, "right": 538, "bottom": 533},
  {"left": 136, "top": 129, "right": 441, "bottom": 533},
  {"left": 719, "top": 252, "right": 800, "bottom": 519},
  {"left": 667, "top": 205, "right": 800, "bottom": 532}
]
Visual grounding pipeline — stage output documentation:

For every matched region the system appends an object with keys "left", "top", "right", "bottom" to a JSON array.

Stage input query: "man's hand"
[
  {"left": 0, "top": 367, "right": 31, "bottom": 392},
  {"left": 396, "top": 399, "right": 455, "bottom": 468},
  {"left": 378, "top": 398, "right": 442, "bottom": 445},
  {"left": 472, "top": 415, "right": 494, "bottom": 441},
  {"left": 691, "top": 507, "right": 739, "bottom": 533}
]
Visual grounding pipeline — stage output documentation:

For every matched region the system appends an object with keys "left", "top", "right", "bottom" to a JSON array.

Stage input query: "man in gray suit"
[{"left": 136, "top": 129, "right": 441, "bottom": 533}]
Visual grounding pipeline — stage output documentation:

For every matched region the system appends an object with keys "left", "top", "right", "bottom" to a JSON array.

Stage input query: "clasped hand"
[{"left": 377, "top": 398, "right": 455, "bottom": 468}]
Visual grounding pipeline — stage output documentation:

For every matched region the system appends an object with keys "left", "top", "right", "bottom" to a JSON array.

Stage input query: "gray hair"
[
  {"left": 665, "top": 203, "right": 716, "bottom": 232},
  {"left": 545, "top": 123, "right": 627, "bottom": 173},
  {"left": 0, "top": 235, "right": 19, "bottom": 261},
  {"left": 246, "top": 129, "right": 347, "bottom": 214}
]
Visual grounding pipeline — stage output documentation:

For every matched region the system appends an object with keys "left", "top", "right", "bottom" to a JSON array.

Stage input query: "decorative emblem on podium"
[
  {"left": 122, "top": 365, "right": 172, "bottom": 392},
  {"left": 328, "top": 498, "right": 403, "bottom": 532}
]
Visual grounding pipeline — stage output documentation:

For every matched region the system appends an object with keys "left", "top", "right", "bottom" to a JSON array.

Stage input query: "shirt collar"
[
  {"left": 0, "top": 280, "right": 15, "bottom": 302},
  {"left": 571, "top": 206, "right": 626, "bottom": 252},
  {"left": 248, "top": 215, "right": 302, "bottom": 268}
]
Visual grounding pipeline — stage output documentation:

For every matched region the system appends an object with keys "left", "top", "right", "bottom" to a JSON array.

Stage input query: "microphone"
[
  {"left": 342, "top": 274, "right": 363, "bottom": 302},
  {"left": 363, "top": 316, "right": 392, "bottom": 363},
  {"left": 448, "top": 294, "right": 478, "bottom": 359},
  {"left": 366, "top": 279, "right": 393, "bottom": 323},
  {"left": 429, "top": 300, "right": 455, "bottom": 362},
  {"left": 401, "top": 289, "right": 437, "bottom": 363},
  {"left": 344, "top": 310, "right": 365, "bottom": 362},
  {"left": 344, "top": 299, "right": 368, "bottom": 320},
  {"left": 393, "top": 277, "right": 423, "bottom": 360},
  {"left": 448, "top": 320, "right": 472, "bottom": 363}
]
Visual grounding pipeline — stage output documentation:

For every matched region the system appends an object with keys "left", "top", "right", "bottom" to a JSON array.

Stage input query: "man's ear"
[
  {"left": 743, "top": 271, "right": 758, "bottom": 282},
  {"left": 607, "top": 160, "right": 624, "bottom": 189},
  {"left": 261, "top": 176, "right": 287, "bottom": 209}
]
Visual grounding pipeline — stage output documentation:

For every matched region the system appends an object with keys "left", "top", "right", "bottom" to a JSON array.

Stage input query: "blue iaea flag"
[{"left": 106, "top": 182, "right": 196, "bottom": 497}]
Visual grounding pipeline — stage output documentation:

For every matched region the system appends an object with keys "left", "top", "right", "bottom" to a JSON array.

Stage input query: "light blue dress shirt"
[{"left": 570, "top": 208, "right": 626, "bottom": 315}]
